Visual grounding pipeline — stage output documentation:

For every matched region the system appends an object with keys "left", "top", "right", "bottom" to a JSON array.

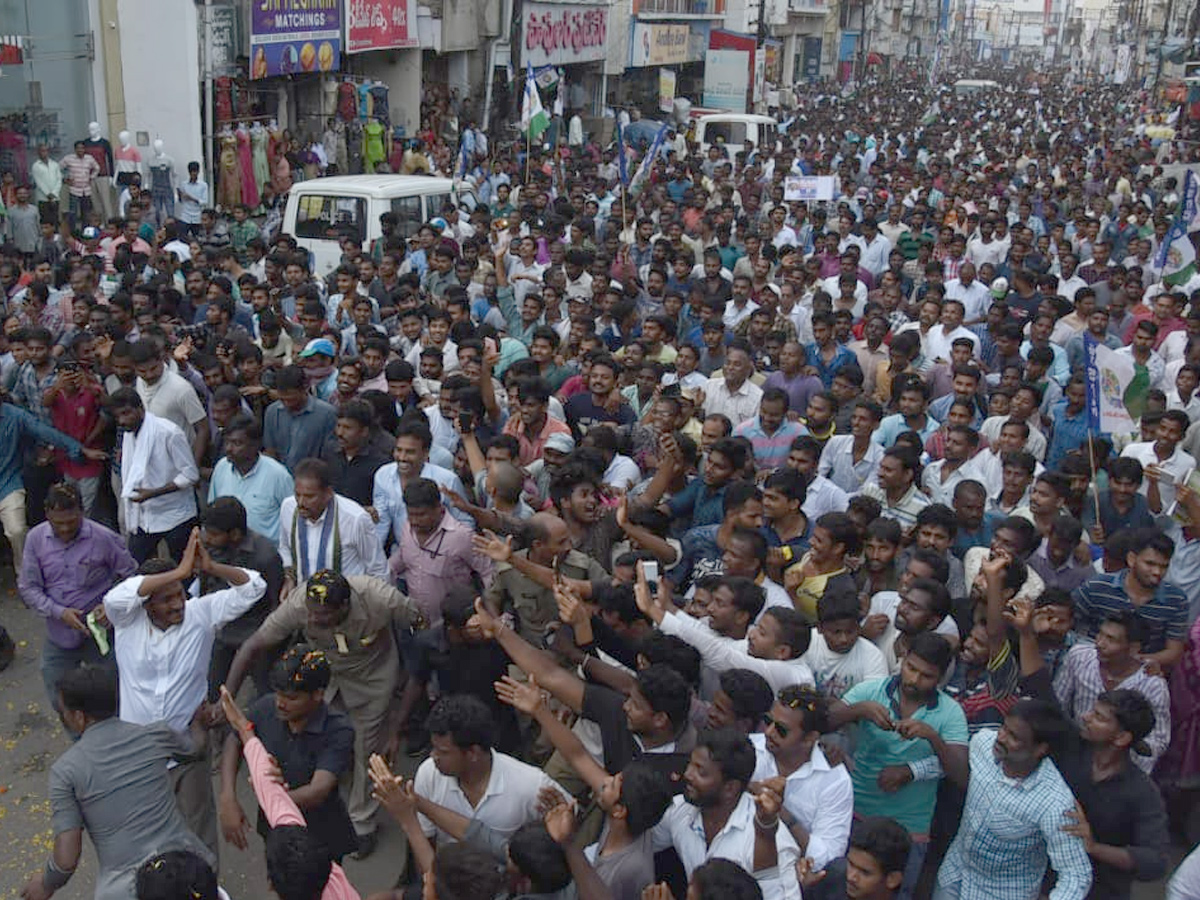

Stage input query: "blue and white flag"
[
  {"left": 629, "top": 123, "right": 669, "bottom": 195},
  {"left": 1155, "top": 219, "right": 1198, "bottom": 286},
  {"left": 1182, "top": 168, "right": 1200, "bottom": 233},
  {"left": 1085, "top": 333, "right": 1137, "bottom": 434}
]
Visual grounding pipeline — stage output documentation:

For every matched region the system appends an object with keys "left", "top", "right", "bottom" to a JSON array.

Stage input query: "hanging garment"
[
  {"left": 251, "top": 126, "right": 270, "bottom": 197},
  {"left": 347, "top": 121, "right": 364, "bottom": 175},
  {"left": 358, "top": 83, "right": 373, "bottom": 120},
  {"left": 217, "top": 134, "right": 242, "bottom": 209},
  {"left": 215, "top": 77, "right": 234, "bottom": 123},
  {"left": 237, "top": 128, "right": 259, "bottom": 208},
  {"left": 369, "top": 85, "right": 390, "bottom": 126},
  {"left": 338, "top": 82, "right": 357, "bottom": 122},
  {"left": 149, "top": 157, "right": 175, "bottom": 223},
  {"left": 323, "top": 128, "right": 338, "bottom": 172},
  {"left": 362, "top": 120, "right": 386, "bottom": 174},
  {"left": 335, "top": 121, "right": 349, "bottom": 173}
]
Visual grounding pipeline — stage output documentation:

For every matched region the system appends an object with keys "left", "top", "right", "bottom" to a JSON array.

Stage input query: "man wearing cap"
[
  {"left": 220, "top": 644, "right": 360, "bottom": 861},
  {"left": 224, "top": 570, "right": 425, "bottom": 858},
  {"left": 297, "top": 338, "right": 339, "bottom": 402}
]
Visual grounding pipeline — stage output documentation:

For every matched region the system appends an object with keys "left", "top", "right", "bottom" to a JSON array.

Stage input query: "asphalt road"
[
  {"left": 0, "top": 563, "right": 1186, "bottom": 899},
  {"left": 0, "top": 566, "right": 415, "bottom": 900}
]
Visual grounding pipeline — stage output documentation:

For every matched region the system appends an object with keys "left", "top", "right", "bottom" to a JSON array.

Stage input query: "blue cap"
[{"left": 299, "top": 338, "right": 336, "bottom": 359}]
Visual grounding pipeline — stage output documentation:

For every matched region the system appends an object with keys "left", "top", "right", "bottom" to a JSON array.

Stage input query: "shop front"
[
  {"left": 521, "top": 1, "right": 610, "bottom": 118},
  {"left": 625, "top": 21, "right": 709, "bottom": 115}
]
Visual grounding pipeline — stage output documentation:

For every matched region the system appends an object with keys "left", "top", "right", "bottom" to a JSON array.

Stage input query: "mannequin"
[
  {"left": 250, "top": 122, "right": 270, "bottom": 203},
  {"left": 114, "top": 130, "right": 144, "bottom": 190},
  {"left": 148, "top": 139, "right": 176, "bottom": 224},
  {"left": 82, "top": 122, "right": 115, "bottom": 219},
  {"left": 217, "top": 124, "right": 242, "bottom": 209}
]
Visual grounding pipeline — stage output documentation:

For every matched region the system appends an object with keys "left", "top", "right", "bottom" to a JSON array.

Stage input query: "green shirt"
[{"left": 841, "top": 675, "right": 968, "bottom": 835}]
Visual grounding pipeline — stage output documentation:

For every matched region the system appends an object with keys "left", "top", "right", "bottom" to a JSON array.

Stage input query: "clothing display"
[
  {"left": 218, "top": 132, "right": 242, "bottom": 209},
  {"left": 237, "top": 126, "right": 259, "bottom": 208},
  {"left": 251, "top": 124, "right": 270, "bottom": 200},
  {"left": 363, "top": 120, "right": 386, "bottom": 174},
  {"left": 148, "top": 154, "right": 175, "bottom": 223}
]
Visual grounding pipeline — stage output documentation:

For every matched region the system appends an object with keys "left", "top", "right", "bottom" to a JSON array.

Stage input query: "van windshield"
[{"left": 294, "top": 194, "right": 366, "bottom": 243}]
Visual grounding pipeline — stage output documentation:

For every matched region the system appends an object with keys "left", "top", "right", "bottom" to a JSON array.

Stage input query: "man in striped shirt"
[
  {"left": 1071, "top": 528, "right": 1188, "bottom": 671},
  {"left": 60, "top": 141, "right": 100, "bottom": 222},
  {"left": 733, "top": 387, "right": 804, "bottom": 475}
]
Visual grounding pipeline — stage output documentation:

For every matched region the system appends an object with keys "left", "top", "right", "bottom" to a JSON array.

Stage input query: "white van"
[
  {"left": 283, "top": 175, "right": 477, "bottom": 275},
  {"left": 693, "top": 113, "right": 778, "bottom": 159},
  {"left": 953, "top": 79, "right": 1000, "bottom": 96}
]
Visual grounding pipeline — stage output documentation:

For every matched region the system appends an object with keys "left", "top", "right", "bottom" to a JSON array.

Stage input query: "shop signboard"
[
  {"left": 346, "top": 0, "right": 419, "bottom": 53},
  {"left": 251, "top": 0, "right": 343, "bottom": 78},
  {"left": 523, "top": 3, "right": 608, "bottom": 68},
  {"left": 703, "top": 48, "right": 749, "bottom": 111},
  {"left": 631, "top": 23, "right": 691, "bottom": 67},
  {"left": 659, "top": 68, "right": 677, "bottom": 112}
]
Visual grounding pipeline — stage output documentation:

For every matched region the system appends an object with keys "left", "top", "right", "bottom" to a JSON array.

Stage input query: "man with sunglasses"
[{"left": 752, "top": 685, "right": 854, "bottom": 872}]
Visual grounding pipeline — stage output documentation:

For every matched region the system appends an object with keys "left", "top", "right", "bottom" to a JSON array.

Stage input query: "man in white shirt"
[
  {"left": 922, "top": 425, "right": 986, "bottom": 506},
  {"left": 1120, "top": 409, "right": 1197, "bottom": 516},
  {"left": 943, "top": 263, "right": 992, "bottom": 324},
  {"left": 652, "top": 730, "right": 802, "bottom": 900},
  {"left": 924, "top": 300, "right": 981, "bottom": 363},
  {"left": 111, "top": 388, "right": 200, "bottom": 564},
  {"left": 858, "top": 219, "right": 892, "bottom": 278},
  {"left": 414, "top": 694, "right": 571, "bottom": 842},
  {"left": 279, "top": 457, "right": 389, "bottom": 598},
  {"left": 751, "top": 686, "right": 854, "bottom": 870},
  {"left": 131, "top": 340, "right": 208, "bottom": 462},
  {"left": 703, "top": 342, "right": 763, "bottom": 424},
  {"left": 104, "top": 529, "right": 266, "bottom": 858},
  {"left": 373, "top": 418, "right": 471, "bottom": 548}
]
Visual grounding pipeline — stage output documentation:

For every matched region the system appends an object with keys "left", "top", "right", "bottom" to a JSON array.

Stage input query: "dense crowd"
[{"left": 4, "top": 68, "right": 1200, "bottom": 900}]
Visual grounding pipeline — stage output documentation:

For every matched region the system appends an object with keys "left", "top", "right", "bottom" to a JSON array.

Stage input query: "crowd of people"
[{"left": 5, "top": 66, "right": 1200, "bottom": 900}]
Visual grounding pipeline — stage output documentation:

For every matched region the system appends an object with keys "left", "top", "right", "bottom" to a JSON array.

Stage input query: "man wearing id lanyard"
[
  {"left": 223, "top": 569, "right": 426, "bottom": 859},
  {"left": 278, "top": 457, "right": 389, "bottom": 598}
]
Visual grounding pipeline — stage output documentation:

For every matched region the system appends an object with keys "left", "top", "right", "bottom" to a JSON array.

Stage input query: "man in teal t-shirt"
[{"left": 829, "top": 631, "right": 969, "bottom": 891}]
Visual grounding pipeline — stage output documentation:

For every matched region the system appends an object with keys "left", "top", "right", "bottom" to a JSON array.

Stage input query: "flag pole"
[{"left": 1086, "top": 432, "right": 1102, "bottom": 527}]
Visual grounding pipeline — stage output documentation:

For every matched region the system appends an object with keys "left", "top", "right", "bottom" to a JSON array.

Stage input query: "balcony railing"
[{"left": 634, "top": 0, "right": 726, "bottom": 15}]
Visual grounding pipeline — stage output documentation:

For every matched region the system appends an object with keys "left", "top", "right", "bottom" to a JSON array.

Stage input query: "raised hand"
[
  {"left": 494, "top": 673, "right": 546, "bottom": 716},
  {"left": 218, "top": 685, "right": 254, "bottom": 745},
  {"left": 544, "top": 800, "right": 578, "bottom": 845},
  {"left": 471, "top": 530, "right": 513, "bottom": 563}
]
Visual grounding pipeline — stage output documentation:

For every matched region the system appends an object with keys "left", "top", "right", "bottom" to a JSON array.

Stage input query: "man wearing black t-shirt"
[{"left": 566, "top": 355, "right": 635, "bottom": 438}]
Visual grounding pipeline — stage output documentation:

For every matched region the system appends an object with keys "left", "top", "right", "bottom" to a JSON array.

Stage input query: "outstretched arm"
[
  {"left": 469, "top": 598, "right": 586, "bottom": 713},
  {"left": 495, "top": 674, "right": 609, "bottom": 793}
]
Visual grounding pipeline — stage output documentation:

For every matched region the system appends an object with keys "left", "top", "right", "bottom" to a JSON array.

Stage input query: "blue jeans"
[{"left": 42, "top": 634, "right": 114, "bottom": 709}]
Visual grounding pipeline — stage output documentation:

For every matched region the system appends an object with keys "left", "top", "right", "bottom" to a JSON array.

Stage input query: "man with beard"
[
  {"left": 828, "top": 633, "right": 969, "bottom": 895},
  {"left": 321, "top": 400, "right": 388, "bottom": 512},
  {"left": 1050, "top": 611, "right": 1170, "bottom": 775},
  {"left": 867, "top": 554, "right": 960, "bottom": 674},
  {"left": 934, "top": 699, "right": 1092, "bottom": 900},
  {"left": 279, "top": 457, "right": 388, "bottom": 599},
  {"left": 819, "top": 399, "right": 885, "bottom": 495},
  {"left": 263, "top": 365, "right": 338, "bottom": 472},
  {"left": 372, "top": 416, "right": 471, "bottom": 553},
  {"left": 651, "top": 729, "right": 800, "bottom": 900},
  {"left": 223, "top": 569, "right": 425, "bottom": 858},
  {"left": 1080, "top": 457, "right": 1154, "bottom": 546},
  {"left": 1006, "top": 597, "right": 1170, "bottom": 900},
  {"left": 104, "top": 528, "right": 266, "bottom": 861},
  {"left": 1072, "top": 528, "right": 1187, "bottom": 670},
  {"left": 565, "top": 354, "right": 635, "bottom": 437},
  {"left": 750, "top": 686, "right": 854, "bottom": 870},
  {"left": 208, "top": 415, "right": 294, "bottom": 543}
]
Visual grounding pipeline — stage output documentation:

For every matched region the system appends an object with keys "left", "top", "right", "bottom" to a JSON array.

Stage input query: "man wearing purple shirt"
[{"left": 18, "top": 483, "right": 136, "bottom": 705}]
